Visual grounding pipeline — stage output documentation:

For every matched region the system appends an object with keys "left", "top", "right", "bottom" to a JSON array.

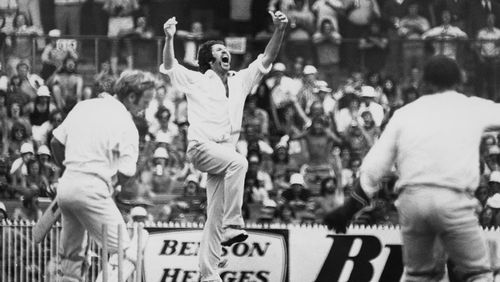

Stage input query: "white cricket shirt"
[
  {"left": 52, "top": 96, "right": 139, "bottom": 182},
  {"left": 360, "top": 91, "right": 500, "bottom": 196},
  {"left": 160, "top": 55, "right": 271, "bottom": 145}
]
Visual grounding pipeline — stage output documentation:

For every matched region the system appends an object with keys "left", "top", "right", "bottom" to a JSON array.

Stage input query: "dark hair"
[
  {"left": 319, "top": 18, "right": 335, "bottom": 33},
  {"left": 320, "top": 177, "right": 337, "bottom": 196},
  {"left": 423, "top": 55, "right": 462, "bottom": 90},
  {"left": 197, "top": 40, "right": 224, "bottom": 74},
  {"left": 10, "top": 122, "right": 27, "bottom": 140},
  {"left": 114, "top": 70, "right": 155, "bottom": 104},
  {"left": 13, "top": 12, "right": 30, "bottom": 29},
  {"left": 155, "top": 106, "right": 171, "bottom": 121},
  {"left": 49, "top": 110, "right": 64, "bottom": 124},
  {"left": 7, "top": 102, "right": 23, "bottom": 118}
]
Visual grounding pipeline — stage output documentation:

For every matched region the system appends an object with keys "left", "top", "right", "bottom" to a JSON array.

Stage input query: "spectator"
[
  {"left": 276, "top": 203, "right": 298, "bottom": 224},
  {"left": 340, "top": 0, "right": 381, "bottom": 72},
  {"left": 176, "top": 21, "right": 204, "bottom": 67},
  {"left": 464, "top": 0, "right": 500, "bottom": 38},
  {"left": 37, "top": 144, "right": 60, "bottom": 186},
  {"left": 358, "top": 85, "right": 385, "bottom": 127},
  {"left": 271, "top": 142, "right": 299, "bottom": 191},
  {"left": 12, "top": 191, "right": 42, "bottom": 221},
  {"left": 335, "top": 92, "right": 360, "bottom": 134},
  {"left": 172, "top": 174, "right": 207, "bottom": 222},
  {"left": 296, "top": 65, "right": 319, "bottom": 112},
  {"left": 265, "top": 62, "right": 298, "bottom": 112},
  {"left": 312, "top": 176, "right": 344, "bottom": 220},
  {"left": 401, "top": 85, "right": 420, "bottom": 105},
  {"left": 360, "top": 110, "right": 380, "bottom": 146},
  {"left": 283, "top": 0, "right": 315, "bottom": 63},
  {"left": 398, "top": 3, "right": 430, "bottom": 78},
  {"left": 475, "top": 13, "right": 500, "bottom": 101},
  {"left": 366, "top": 72, "right": 389, "bottom": 111},
  {"left": 236, "top": 121, "right": 273, "bottom": 158},
  {"left": 312, "top": 81, "right": 337, "bottom": 119},
  {"left": 111, "top": 15, "right": 154, "bottom": 72},
  {"left": 151, "top": 106, "right": 181, "bottom": 152},
  {"left": 22, "top": 158, "right": 52, "bottom": 197},
  {"left": 242, "top": 94, "right": 270, "bottom": 140},
  {"left": 359, "top": 20, "right": 389, "bottom": 73},
  {"left": 150, "top": 147, "right": 178, "bottom": 195},
  {"left": 9, "top": 141, "right": 34, "bottom": 188},
  {"left": 94, "top": 61, "right": 119, "bottom": 87},
  {"left": 311, "top": 0, "right": 343, "bottom": 32},
  {"left": 296, "top": 116, "right": 340, "bottom": 192},
  {"left": 5, "top": 102, "right": 31, "bottom": 139},
  {"left": 402, "top": 67, "right": 423, "bottom": 94},
  {"left": 49, "top": 56, "right": 84, "bottom": 109},
  {"left": 5, "top": 12, "right": 43, "bottom": 77},
  {"left": 54, "top": 0, "right": 84, "bottom": 35},
  {"left": 433, "top": 0, "right": 466, "bottom": 29},
  {"left": 343, "top": 121, "right": 371, "bottom": 159},
  {"left": 422, "top": 10, "right": 467, "bottom": 60},
  {"left": 104, "top": 0, "right": 140, "bottom": 72},
  {"left": 481, "top": 193, "right": 500, "bottom": 227},
  {"left": 145, "top": 84, "right": 176, "bottom": 133},
  {"left": 312, "top": 19, "right": 342, "bottom": 88},
  {"left": 29, "top": 87, "right": 51, "bottom": 126},
  {"left": 38, "top": 110, "right": 64, "bottom": 145},
  {"left": 0, "top": 0, "right": 17, "bottom": 34},
  {"left": 128, "top": 206, "right": 151, "bottom": 223},
  {"left": 40, "top": 29, "right": 79, "bottom": 80},
  {"left": 15, "top": 62, "right": 44, "bottom": 106},
  {"left": 281, "top": 173, "right": 311, "bottom": 218},
  {"left": 246, "top": 152, "right": 273, "bottom": 198}
]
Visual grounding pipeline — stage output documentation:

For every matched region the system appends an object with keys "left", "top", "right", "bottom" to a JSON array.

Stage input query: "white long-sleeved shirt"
[
  {"left": 422, "top": 25, "right": 467, "bottom": 59},
  {"left": 160, "top": 56, "right": 271, "bottom": 145},
  {"left": 52, "top": 97, "right": 139, "bottom": 182},
  {"left": 360, "top": 91, "right": 500, "bottom": 196}
]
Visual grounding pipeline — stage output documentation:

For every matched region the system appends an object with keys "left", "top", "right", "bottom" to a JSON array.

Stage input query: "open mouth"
[{"left": 221, "top": 55, "right": 230, "bottom": 66}]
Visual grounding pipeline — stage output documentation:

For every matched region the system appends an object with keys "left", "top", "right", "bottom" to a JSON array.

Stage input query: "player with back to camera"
[
  {"left": 50, "top": 70, "right": 154, "bottom": 282},
  {"left": 324, "top": 55, "right": 498, "bottom": 281}
]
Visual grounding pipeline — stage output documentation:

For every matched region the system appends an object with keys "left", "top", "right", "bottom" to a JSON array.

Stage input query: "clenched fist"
[
  {"left": 163, "top": 17, "right": 178, "bottom": 38},
  {"left": 268, "top": 11, "right": 288, "bottom": 30}
]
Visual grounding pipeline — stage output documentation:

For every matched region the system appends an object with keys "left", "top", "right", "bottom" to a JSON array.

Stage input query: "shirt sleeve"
[
  {"left": 360, "top": 110, "right": 401, "bottom": 197},
  {"left": 159, "top": 59, "right": 203, "bottom": 95},
  {"left": 52, "top": 102, "right": 81, "bottom": 145},
  {"left": 238, "top": 54, "right": 272, "bottom": 97},
  {"left": 117, "top": 121, "right": 139, "bottom": 177},
  {"left": 475, "top": 98, "right": 500, "bottom": 130}
]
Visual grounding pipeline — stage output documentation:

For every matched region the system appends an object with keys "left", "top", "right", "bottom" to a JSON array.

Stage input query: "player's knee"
[{"left": 231, "top": 155, "right": 248, "bottom": 172}]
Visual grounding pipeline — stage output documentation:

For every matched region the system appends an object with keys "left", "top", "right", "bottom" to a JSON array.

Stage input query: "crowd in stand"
[{"left": 0, "top": 0, "right": 500, "bottom": 228}]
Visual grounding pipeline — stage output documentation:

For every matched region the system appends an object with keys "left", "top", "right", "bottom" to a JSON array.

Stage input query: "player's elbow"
[{"left": 50, "top": 138, "right": 65, "bottom": 167}]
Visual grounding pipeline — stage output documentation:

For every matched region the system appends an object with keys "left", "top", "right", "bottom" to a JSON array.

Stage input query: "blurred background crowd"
[{"left": 0, "top": 0, "right": 500, "bottom": 228}]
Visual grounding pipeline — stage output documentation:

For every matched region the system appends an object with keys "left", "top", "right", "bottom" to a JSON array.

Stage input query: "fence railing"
[
  {"left": 2, "top": 35, "right": 499, "bottom": 75},
  {"left": 0, "top": 220, "right": 149, "bottom": 282}
]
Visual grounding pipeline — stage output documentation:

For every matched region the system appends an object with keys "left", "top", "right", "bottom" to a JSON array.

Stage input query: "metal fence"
[{"left": 0, "top": 220, "right": 147, "bottom": 282}]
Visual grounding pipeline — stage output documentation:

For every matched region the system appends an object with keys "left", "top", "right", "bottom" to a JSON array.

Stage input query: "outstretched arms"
[{"left": 261, "top": 11, "right": 289, "bottom": 69}]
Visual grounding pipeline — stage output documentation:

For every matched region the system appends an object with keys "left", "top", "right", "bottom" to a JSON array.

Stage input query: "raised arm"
[
  {"left": 162, "top": 17, "right": 178, "bottom": 70},
  {"left": 261, "top": 11, "right": 289, "bottom": 69}
]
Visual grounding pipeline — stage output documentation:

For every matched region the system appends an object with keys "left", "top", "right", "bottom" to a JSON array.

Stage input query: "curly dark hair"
[{"left": 197, "top": 40, "right": 224, "bottom": 74}]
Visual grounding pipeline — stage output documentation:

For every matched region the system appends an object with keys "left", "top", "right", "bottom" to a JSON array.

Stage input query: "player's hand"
[
  {"left": 268, "top": 11, "right": 288, "bottom": 30},
  {"left": 163, "top": 17, "right": 178, "bottom": 39}
]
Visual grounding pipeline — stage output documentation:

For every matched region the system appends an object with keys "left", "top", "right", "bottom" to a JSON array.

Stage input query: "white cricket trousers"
[
  {"left": 398, "top": 187, "right": 493, "bottom": 282},
  {"left": 57, "top": 171, "right": 131, "bottom": 282},
  {"left": 186, "top": 140, "right": 248, "bottom": 282}
]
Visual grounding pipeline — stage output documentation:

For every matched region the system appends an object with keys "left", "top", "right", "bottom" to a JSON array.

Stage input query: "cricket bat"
[{"left": 33, "top": 197, "right": 61, "bottom": 244}]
